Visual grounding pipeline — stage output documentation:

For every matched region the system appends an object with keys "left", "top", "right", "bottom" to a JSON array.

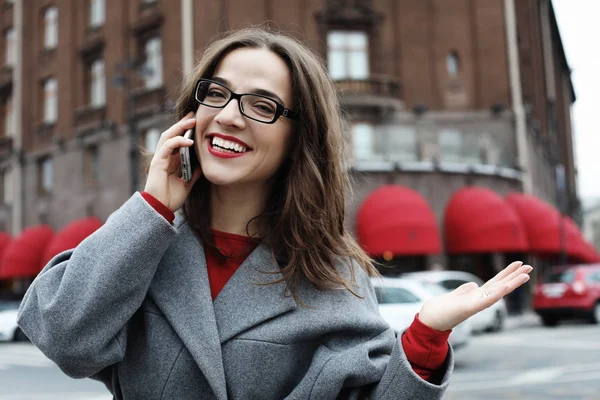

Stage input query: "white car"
[
  {"left": 371, "top": 277, "right": 472, "bottom": 350},
  {"left": 0, "top": 300, "right": 28, "bottom": 342},
  {"left": 401, "top": 270, "right": 508, "bottom": 333}
]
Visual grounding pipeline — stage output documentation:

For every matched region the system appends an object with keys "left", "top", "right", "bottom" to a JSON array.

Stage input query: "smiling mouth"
[{"left": 207, "top": 135, "right": 251, "bottom": 154}]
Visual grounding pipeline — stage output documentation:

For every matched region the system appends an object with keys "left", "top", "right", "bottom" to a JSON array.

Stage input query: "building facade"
[{"left": 0, "top": 0, "right": 582, "bottom": 285}]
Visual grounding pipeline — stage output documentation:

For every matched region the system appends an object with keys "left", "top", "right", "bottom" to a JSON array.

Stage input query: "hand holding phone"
[{"left": 144, "top": 112, "right": 199, "bottom": 212}]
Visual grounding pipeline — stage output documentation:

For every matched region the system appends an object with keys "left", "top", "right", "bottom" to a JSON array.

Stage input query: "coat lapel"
[
  {"left": 148, "top": 223, "right": 228, "bottom": 400},
  {"left": 214, "top": 243, "right": 297, "bottom": 343}
]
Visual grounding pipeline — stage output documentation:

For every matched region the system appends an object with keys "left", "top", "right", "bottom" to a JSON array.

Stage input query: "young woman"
[{"left": 18, "top": 28, "right": 531, "bottom": 399}]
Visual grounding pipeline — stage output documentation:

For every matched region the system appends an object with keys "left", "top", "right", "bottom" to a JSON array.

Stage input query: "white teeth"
[{"left": 211, "top": 136, "right": 247, "bottom": 153}]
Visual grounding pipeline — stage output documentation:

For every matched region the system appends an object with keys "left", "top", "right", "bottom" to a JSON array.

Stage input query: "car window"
[
  {"left": 544, "top": 270, "right": 575, "bottom": 284},
  {"left": 585, "top": 271, "right": 600, "bottom": 283},
  {"left": 0, "top": 301, "right": 20, "bottom": 312},
  {"left": 374, "top": 287, "right": 421, "bottom": 304},
  {"left": 439, "top": 279, "right": 467, "bottom": 290}
]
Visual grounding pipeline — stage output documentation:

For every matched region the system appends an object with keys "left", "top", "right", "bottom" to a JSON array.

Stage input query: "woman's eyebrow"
[{"left": 211, "top": 76, "right": 285, "bottom": 105}]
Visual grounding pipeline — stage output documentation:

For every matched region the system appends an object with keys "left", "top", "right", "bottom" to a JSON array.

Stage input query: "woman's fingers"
[
  {"left": 155, "top": 135, "right": 195, "bottom": 163},
  {"left": 482, "top": 261, "right": 523, "bottom": 289},
  {"left": 156, "top": 112, "right": 196, "bottom": 149}
]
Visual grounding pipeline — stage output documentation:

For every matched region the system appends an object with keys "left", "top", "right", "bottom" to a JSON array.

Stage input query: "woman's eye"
[
  {"left": 254, "top": 103, "right": 275, "bottom": 114},
  {"left": 207, "top": 90, "right": 226, "bottom": 98}
]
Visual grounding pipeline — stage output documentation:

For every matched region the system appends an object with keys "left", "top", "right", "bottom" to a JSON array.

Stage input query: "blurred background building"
[{"left": 0, "top": 0, "right": 596, "bottom": 313}]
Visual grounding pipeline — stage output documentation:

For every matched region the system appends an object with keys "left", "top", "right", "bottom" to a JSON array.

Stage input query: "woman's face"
[{"left": 194, "top": 47, "right": 294, "bottom": 188}]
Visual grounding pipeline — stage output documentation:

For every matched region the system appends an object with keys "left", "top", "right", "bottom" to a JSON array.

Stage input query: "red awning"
[
  {"left": 562, "top": 217, "right": 597, "bottom": 263},
  {"left": 0, "top": 226, "right": 53, "bottom": 279},
  {"left": 444, "top": 187, "right": 528, "bottom": 254},
  {"left": 505, "top": 193, "right": 563, "bottom": 254},
  {"left": 584, "top": 241, "right": 600, "bottom": 263},
  {"left": 0, "top": 233, "right": 11, "bottom": 273},
  {"left": 41, "top": 217, "right": 103, "bottom": 267},
  {"left": 356, "top": 185, "right": 441, "bottom": 256}
]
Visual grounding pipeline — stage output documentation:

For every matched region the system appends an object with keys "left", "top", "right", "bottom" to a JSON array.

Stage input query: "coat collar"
[{"left": 148, "top": 222, "right": 296, "bottom": 399}]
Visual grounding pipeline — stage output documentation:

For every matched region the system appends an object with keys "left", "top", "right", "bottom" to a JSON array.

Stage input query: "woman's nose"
[{"left": 214, "top": 99, "right": 246, "bottom": 128}]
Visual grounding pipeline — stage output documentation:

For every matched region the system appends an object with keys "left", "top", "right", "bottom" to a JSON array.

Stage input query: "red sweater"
[{"left": 141, "top": 192, "right": 450, "bottom": 381}]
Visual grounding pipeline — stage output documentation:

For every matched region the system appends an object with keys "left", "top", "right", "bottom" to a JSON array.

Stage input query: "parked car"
[
  {"left": 371, "top": 277, "right": 472, "bottom": 350},
  {"left": 533, "top": 264, "right": 600, "bottom": 327},
  {"left": 0, "top": 300, "right": 28, "bottom": 342},
  {"left": 400, "top": 270, "right": 508, "bottom": 333}
]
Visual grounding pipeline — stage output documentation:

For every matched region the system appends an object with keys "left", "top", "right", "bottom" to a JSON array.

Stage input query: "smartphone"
[{"left": 180, "top": 128, "right": 194, "bottom": 182}]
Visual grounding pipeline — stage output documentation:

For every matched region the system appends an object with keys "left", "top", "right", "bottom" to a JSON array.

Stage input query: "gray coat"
[{"left": 18, "top": 193, "right": 453, "bottom": 399}]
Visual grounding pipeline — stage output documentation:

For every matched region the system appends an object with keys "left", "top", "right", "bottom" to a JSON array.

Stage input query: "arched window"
[{"left": 447, "top": 51, "right": 460, "bottom": 77}]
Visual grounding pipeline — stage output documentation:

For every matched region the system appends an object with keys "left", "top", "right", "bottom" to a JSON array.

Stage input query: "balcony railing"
[
  {"left": 335, "top": 75, "right": 403, "bottom": 100},
  {"left": 351, "top": 122, "right": 518, "bottom": 175}
]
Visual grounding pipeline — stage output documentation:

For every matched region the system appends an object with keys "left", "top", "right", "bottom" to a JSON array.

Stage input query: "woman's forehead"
[{"left": 213, "top": 48, "right": 293, "bottom": 103}]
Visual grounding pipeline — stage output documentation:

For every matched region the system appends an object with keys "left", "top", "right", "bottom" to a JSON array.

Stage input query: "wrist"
[{"left": 141, "top": 191, "right": 176, "bottom": 223}]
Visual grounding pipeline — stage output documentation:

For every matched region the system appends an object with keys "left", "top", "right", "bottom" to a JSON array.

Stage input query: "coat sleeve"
[
  {"left": 286, "top": 268, "right": 453, "bottom": 400},
  {"left": 17, "top": 192, "right": 179, "bottom": 379}
]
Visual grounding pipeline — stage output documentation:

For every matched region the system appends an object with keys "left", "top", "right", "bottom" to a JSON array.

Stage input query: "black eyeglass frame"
[{"left": 193, "top": 78, "right": 299, "bottom": 124}]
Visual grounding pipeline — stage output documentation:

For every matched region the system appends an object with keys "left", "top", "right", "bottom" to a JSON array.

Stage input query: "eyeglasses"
[{"left": 194, "top": 78, "right": 299, "bottom": 124}]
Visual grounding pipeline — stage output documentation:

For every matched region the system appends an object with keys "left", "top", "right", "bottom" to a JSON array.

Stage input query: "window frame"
[
  {"left": 89, "top": 0, "right": 105, "bottom": 28},
  {"left": 43, "top": 6, "right": 59, "bottom": 50},
  {"left": 142, "top": 36, "right": 163, "bottom": 90},
  {"left": 42, "top": 77, "right": 58, "bottom": 124},
  {"left": 327, "top": 30, "right": 369, "bottom": 80},
  {"left": 38, "top": 157, "right": 54, "bottom": 196}
]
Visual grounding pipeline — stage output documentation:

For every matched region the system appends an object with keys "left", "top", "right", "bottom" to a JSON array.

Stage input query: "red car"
[{"left": 533, "top": 264, "right": 600, "bottom": 326}]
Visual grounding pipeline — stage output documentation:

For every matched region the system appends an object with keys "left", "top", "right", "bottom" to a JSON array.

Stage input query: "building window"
[
  {"left": 2, "top": 168, "right": 12, "bottom": 205},
  {"left": 4, "top": 28, "right": 15, "bottom": 66},
  {"left": 388, "top": 126, "right": 417, "bottom": 162},
  {"left": 89, "top": 0, "right": 105, "bottom": 28},
  {"left": 439, "top": 128, "right": 463, "bottom": 163},
  {"left": 447, "top": 51, "right": 460, "bottom": 77},
  {"left": 87, "top": 58, "right": 106, "bottom": 107},
  {"left": 327, "top": 31, "right": 369, "bottom": 80},
  {"left": 144, "top": 128, "right": 161, "bottom": 153},
  {"left": 38, "top": 157, "right": 53, "bottom": 195},
  {"left": 353, "top": 123, "right": 375, "bottom": 161},
  {"left": 43, "top": 78, "right": 58, "bottom": 123},
  {"left": 43, "top": 6, "right": 59, "bottom": 50},
  {"left": 4, "top": 94, "right": 14, "bottom": 137},
  {"left": 84, "top": 145, "right": 99, "bottom": 186},
  {"left": 143, "top": 37, "right": 163, "bottom": 90}
]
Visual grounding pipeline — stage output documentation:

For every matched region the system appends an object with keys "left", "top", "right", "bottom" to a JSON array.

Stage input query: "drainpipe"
[
  {"left": 504, "top": 0, "right": 532, "bottom": 194},
  {"left": 181, "top": 0, "right": 194, "bottom": 77},
  {"left": 12, "top": 0, "right": 23, "bottom": 235}
]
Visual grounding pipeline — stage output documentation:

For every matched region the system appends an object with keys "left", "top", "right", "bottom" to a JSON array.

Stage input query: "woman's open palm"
[{"left": 418, "top": 261, "right": 533, "bottom": 332}]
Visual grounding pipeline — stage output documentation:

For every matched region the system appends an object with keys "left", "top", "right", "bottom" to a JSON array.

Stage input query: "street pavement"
[
  {"left": 446, "top": 318, "right": 600, "bottom": 399},
  {"left": 0, "top": 343, "right": 110, "bottom": 399},
  {"left": 1, "top": 315, "right": 599, "bottom": 399}
]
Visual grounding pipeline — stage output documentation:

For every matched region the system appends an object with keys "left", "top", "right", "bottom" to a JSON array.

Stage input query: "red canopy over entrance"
[
  {"left": 41, "top": 217, "right": 103, "bottom": 267},
  {"left": 0, "top": 226, "right": 53, "bottom": 279},
  {"left": 444, "top": 187, "right": 528, "bottom": 254},
  {"left": 505, "top": 193, "right": 563, "bottom": 254},
  {"left": 356, "top": 185, "right": 441, "bottom": 256}
]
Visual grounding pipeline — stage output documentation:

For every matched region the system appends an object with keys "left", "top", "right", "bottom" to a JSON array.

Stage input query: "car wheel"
[
  {"left": 490, "top": 310, "right": 505, "bottom": 332},
  {"left": 541, "top": 316, "right": 559, "bottom": 327},
  {"left": 591, "top": 302, "right": 600, "bottom": 325},
  {"left": 13, "top": 327, "right": 29, "bottom": 342}
]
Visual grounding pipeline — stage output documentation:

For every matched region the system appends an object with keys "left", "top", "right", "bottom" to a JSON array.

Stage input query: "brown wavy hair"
[{"left": 174, "top": 27, "right": 377, "bottom": 297}]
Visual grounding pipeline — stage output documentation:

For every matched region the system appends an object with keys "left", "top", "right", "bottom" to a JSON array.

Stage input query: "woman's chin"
[{"left": 202, "top": 168, "right": 240, "bottom": 186}]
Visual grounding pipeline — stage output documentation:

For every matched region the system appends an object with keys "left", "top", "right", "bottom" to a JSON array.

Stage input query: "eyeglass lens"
[{"left": 196, "top": 80, "right": 278, "bottom": 123}]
